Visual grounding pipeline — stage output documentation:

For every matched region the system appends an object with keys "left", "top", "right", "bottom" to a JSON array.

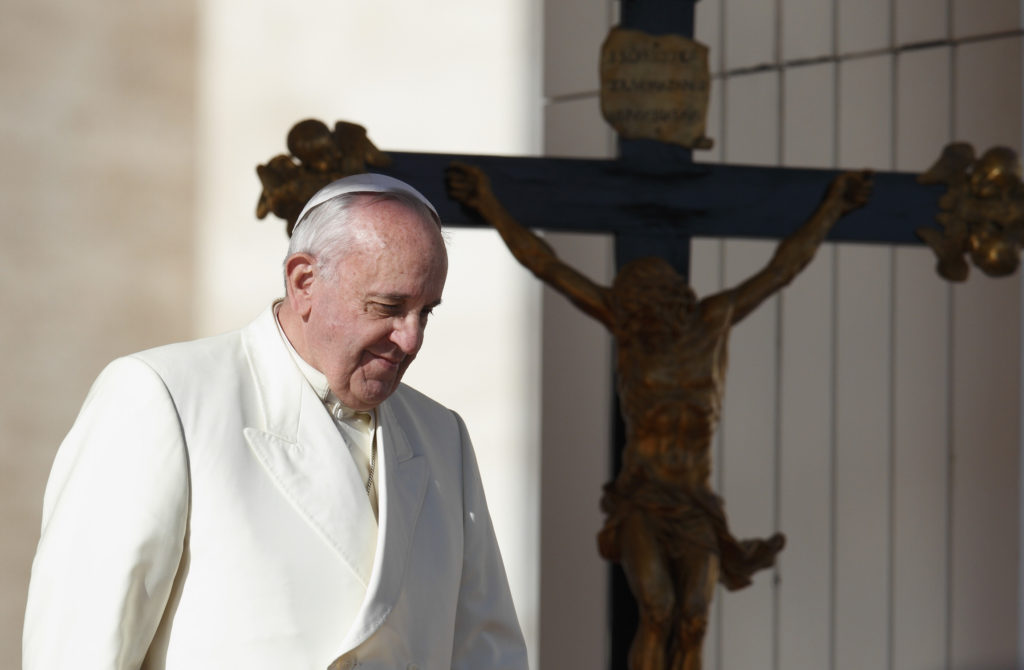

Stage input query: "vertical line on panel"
[
  {"left": 774, "top": 0, "right": 783, "bottom": 154},
  {"left": 770, "top": 0, "right": 782, "bottom": 655},
  {"left": 886, "top": 250, "right": 897, "bottom": 670},
  {"left": 771, "top": 8, "right": 783, "bottom": 666},
  {"left": 827, "top": 18, "right": 840, "bottom": 665},
  {"left": 890, "top": 14, "right": 901, "bottom": 170},
  {"left": 943, "top": 284, "right": 955, "bottom": 668},
  {"left": 774, "top": 0, "right": 784, "bottom": 170},
  {"left": 772, "top": 292, "right": 783, "bottom": 670},
  {"left": 773, "top": 0, "right": 781, "bottom": 65},
  {"left": 942, "top": 23, "right": 956, "bottom": 667},
  {"left": 828, "top": 244, "right": 839, "bottom": 670},
  {"left": 945, "top": 0, "right": 953, "bottom": 42},
  {"left": 947, "top": 1, "right": 957, "bottom": 140},
  {"left": 830, "top": 0, "right": 838, "bottom": 57},
  {"left": 1019, "top": 270, "right": 1024, "bottom": 670},
  {"left": 887, "top": 0, "right": 895, "bottom": 50},
  {"left": 832, "top": 0, "right": 842, "bottom": 167},
  {"left": 718, "top": 0, "right": 728, "bottom": 161},
  {"left": 779, "top": 67, "right": 787, "bottom": 165},
  {"left": 828, "top": 3, "right": 839, "bottom": 659},
  {"left": 885, "top": 14, "right": 898, "bottom": 670}
]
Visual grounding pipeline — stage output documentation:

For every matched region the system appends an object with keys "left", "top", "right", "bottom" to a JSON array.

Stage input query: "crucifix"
[{"left": 254, "top": 2, "right": 1011, "bottom": 668}]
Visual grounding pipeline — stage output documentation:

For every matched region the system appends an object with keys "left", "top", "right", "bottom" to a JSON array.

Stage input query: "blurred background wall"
[{"left": 2, "top": 1, "right": 200, "bottom": 664}]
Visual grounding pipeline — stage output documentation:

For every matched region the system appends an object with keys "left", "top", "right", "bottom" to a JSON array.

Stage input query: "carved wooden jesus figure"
[{"left": 446, "top": 162, "right": 872, "bottom": 670}]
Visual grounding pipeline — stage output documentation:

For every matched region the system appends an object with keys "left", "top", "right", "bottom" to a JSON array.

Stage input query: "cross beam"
[{"left": 381, "top": 150, "right": 940, "bottom": 250}]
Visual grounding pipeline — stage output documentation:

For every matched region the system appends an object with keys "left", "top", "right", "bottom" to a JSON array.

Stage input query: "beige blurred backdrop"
[{"left": 0, "top": 1, "right": 544, "bottom": 667}]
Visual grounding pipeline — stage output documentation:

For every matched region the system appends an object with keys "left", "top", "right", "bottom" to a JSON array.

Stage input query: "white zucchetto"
[{"left": 294, "top": 173, "right": 440, "bottom": 232}]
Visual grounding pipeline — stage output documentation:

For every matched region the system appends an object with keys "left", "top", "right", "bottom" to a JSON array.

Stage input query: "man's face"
[{"left": 299, "top": 199, "right": 447, "bottom": 410}]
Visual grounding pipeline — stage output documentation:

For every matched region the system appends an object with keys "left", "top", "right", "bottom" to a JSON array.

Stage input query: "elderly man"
[{"left": 24, "top": 175, "right": 527, "bottom": 670}]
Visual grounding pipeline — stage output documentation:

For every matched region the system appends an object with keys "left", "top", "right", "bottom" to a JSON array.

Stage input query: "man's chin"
[{"left": 349, "top": 375, "right": 401, "bottom": 409}]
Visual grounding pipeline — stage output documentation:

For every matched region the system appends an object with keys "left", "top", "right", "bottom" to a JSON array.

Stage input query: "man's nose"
[{"left": 390, "top": 315, "right": 424, "bottom": 354}]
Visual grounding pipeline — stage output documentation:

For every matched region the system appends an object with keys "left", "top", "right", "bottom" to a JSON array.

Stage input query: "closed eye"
[{"left": 371, "top": 302, "right": 402, "bottom": 316}]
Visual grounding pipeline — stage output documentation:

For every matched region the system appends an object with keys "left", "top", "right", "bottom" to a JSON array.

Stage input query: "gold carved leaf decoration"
[
  {"left": 917, "top": 142, "right": 1024, "bottom": 281},
  {"left": 256, "top": 119, "right": 392, "bottom": 236}
]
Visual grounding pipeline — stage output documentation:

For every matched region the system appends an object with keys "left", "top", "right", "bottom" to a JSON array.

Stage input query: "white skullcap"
[{"left": 294, "top": 173, "right": 440, "bottom": 230}]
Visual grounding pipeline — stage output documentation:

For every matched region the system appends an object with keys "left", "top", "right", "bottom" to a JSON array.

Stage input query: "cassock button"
[{"left": 327, "top": 653, "right": 357, "bottom": 670}]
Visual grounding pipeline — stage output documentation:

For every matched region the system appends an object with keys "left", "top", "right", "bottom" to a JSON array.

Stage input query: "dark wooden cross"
[{"left": 364, "top": 1, "right": 940, "bottom": 666}]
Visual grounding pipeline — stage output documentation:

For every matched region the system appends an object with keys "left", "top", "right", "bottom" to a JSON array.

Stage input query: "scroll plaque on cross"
[{"left": 600, "top": 27, "right": 713, "bottom": 150}]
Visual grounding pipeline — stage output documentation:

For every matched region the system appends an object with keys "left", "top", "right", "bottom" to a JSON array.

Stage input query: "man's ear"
[{"left": 283, "top": 253, "right": 317, "bottom": 316}]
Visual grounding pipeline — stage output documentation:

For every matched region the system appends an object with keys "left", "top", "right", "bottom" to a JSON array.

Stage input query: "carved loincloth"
[{"left": 598, "top": 470, "right": 785, "bottom": 590}]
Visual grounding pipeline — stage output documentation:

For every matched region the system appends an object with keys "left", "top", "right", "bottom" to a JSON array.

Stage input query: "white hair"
[{"left": 284, "top": 190, "right": 442, "bottom": 287}]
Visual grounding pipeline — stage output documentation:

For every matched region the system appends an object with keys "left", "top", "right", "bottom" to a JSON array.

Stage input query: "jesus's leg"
[{"left": 619, "top": 513, "right": 675, "bottom": 670}]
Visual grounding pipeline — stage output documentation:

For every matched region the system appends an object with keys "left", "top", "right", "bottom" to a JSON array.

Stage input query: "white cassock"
[{"left": 24, "top": 305, "right": 527, "bottom": 670}]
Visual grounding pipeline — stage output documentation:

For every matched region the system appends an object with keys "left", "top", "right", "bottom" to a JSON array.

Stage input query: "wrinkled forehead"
[{"left": 345, "top": 197, "right": 449, "bottom": 269}]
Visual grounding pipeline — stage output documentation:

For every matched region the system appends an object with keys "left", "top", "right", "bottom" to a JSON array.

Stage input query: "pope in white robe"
[{"left": 23, "top": 174, "right": 528, "bottom": 670}]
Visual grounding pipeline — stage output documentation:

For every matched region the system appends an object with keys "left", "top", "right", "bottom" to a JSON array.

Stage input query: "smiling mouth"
[{"left": 370, "top": 353, "right": 404, "bottom": 368}]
